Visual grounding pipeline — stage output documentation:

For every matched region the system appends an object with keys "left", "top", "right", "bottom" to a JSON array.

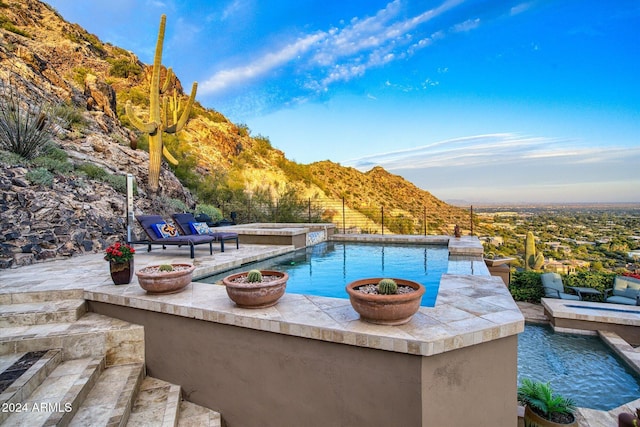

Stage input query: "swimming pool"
[
  {"left": 518, "top": 324, "right": 640, "bottom": 410},
  {"left": 198, "top": 241, "right": 448, "bottom": 306}
]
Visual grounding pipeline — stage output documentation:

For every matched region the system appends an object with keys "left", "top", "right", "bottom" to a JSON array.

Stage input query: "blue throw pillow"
[
  {"left": 152, "top": 222, "right": 179, "bottom": 238},
  {"left": 189, "top": 222, "right": 210, "bottom": 235}
]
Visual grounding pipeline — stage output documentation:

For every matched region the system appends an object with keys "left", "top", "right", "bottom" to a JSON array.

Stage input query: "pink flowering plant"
[{"left": 104, "top": 242, "right": 135, "bottom": 263}]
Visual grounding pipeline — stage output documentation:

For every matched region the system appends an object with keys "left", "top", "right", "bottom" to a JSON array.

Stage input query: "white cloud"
[
  {"left": 451, "top": 18, "right": 481, "bottom": 33},
  {"left": 200, "top": 32, "right": 327, "bottom": 94}
]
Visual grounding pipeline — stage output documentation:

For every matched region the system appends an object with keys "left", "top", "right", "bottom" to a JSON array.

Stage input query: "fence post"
[
  {"left": 381, "top": 206, "right": 384, "bottom": 235},
  {"left": 308, "top": 198, "right": 311, "bottom": 222},
  {"left": 424, "top": 205, "right": 427, "bottom": 236},
  {"left": 470, "top": 205, "right": 474, "bottom": 236},
  {"left": 342, "top": 198, "right": 346, "bottom": 234}
]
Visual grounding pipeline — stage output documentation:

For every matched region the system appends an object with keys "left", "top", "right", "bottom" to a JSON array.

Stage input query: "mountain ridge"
[{"left": 0, "top": 0, "right": 470, "bottom": 267}]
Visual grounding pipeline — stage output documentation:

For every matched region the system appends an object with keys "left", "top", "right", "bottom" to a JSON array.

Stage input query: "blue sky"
[{"left": 46, "top": 0, "right": 640, "bottom": 203}]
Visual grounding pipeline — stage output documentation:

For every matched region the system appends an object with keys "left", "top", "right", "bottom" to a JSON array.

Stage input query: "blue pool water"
[
  {"left": 518, "top": 324, "right": 640, "bottom": 410},
  {"left": 198, "top": 242, "right": 448, "bottom": 306}
]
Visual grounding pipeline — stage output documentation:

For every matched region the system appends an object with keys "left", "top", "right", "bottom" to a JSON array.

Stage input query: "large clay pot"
[
  {"left": 136, "top": 264, "right": 195, "bottom": 294},
  {"left": 110, "top": 259, "right": 134, "bottom": 285},
  {"left": 524, "top": 405, "right": 578, "bottom": 427},
  {"left": 345, "top": 278, "right": 425, "bottom": 325},
  {"left": 222, "top": 270, "right": 288, "bottom": 308}
]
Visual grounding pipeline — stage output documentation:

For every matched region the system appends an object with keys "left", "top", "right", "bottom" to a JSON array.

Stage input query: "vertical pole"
[
  {"left": 342, "top": 197, "right": 346, "bottom": 234},
  {"left": 126, "top": 174, "right": 134, "bottom": 243},
  {"left": 381, "top": 206, "right": 384, "bottom": 236},
  {"left": 308, "top": 198, "right": 311, "bottom": 222},
  {"left": 424, "top": 205, "right": 427, "bottom": 236},
  {"left": 470, "top": 205, "right": 474, "bottom": 236}
]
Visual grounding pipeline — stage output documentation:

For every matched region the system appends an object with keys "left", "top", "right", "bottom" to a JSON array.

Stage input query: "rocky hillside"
[{"left": 0, "top": 0, "right": 470, "bottom": 268}]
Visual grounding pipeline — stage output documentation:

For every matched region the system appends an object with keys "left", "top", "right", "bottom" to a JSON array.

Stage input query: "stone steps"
[
  {"left": 0, "top": 291, "right": 222, "bottom": 426},
  {"left": 0, "top": 299, "right": 86, "bottom": 327}
]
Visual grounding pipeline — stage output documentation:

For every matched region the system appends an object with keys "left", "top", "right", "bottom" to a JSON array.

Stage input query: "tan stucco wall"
[
  {"left": 90, "top": 302, "right": 424, "bottom": 426},
  {"left": 238, "top": 233, "right": 307, "bottom": 248},
  {"left": 421, "top": 335, "right": 518, "bottom": 426}
]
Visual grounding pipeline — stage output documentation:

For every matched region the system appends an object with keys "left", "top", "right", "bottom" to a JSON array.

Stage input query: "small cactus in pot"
[
  {"left": 377, "top": 278, "right": 398, "bottom": 295},
  {"left": 246, "top": 269, "right": 263, "bottom": 283}
]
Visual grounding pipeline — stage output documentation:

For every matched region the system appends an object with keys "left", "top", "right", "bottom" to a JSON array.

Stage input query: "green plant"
[
  {"left": 125, "top": 14, "right": 197, "bottom": 193},
  {"left": 77, "top": 163, "right": 108, "bottom": 180},
  {"left": 195, "top": 204, "right": 223, "bottom": 222},
  {"left": 0, "top": 78, "right": 69, "bottom": 159},
  {"left": 107, "top": 58, "right": 142, "bottom": 78},
  {"left": 247, "top": 270, "right": 263, "bottom": 283},
  {"left": 508, "top": 270, "right": 544, "bottom": 302},
  {"left": 518, "top": 379, "right": 575, "bottom": 423},
  {"left": 159, "top": 264, "right": 174, "bottom": 272},
  {"left": 524, "top": 231, "right": 544, "bottom": 270},
  {"left": 377, "top": 278, "right": 398, "bottom": 295},
  {"left": 25, "top": 167, "right": 54, "bottom": 186},
  {"left": 104, "top": 242, "right": 136, "bottom": 263}
]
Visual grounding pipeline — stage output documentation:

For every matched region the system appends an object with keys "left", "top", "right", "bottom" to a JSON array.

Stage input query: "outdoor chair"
[
  {"left": 540, "top": 272, "right": 581, "bottom": 300},
  {"left": 134, "top": 215, "right": 214, "bottom": 258},
  {"left": 604, "top": 275, "right": 640, "bottom": 305},
  {"left": 172, "top": 213, "right": 239, "bottom": 252}
]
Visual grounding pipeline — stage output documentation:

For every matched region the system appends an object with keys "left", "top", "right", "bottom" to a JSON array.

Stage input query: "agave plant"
[{"left": 518, "top": 378, "right": 575, "bottom": 420}]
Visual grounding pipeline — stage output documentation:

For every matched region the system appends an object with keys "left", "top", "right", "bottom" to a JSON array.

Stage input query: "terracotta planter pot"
[
  {"left": 524, "top": 405, "right": 578, "bottom": 427},
  {"left": 109, "top": 259, "right": 134, "bottom": 285},
  {"left": 222, "top": 270, "right": 288, "bottom": 308},
  {"left": 136, "top": 264, "right": 195, "bottom": 294},
  {"left": 345, "top": 278, "right": 425, "bottom": 325}
]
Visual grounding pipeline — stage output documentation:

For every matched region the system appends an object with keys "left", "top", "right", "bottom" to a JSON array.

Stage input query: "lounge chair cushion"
[
  {"left": 189, "top": 222, "right": 210, "bottom": 235},
  {"left": 606, "top": 295, "right": 637, "bottom": 305},
  {"left": 611, "top": 276, "right": 640, "bottom": 299},
  {"left": 152, "top": 223, "right": 179, "bottom": 238}
]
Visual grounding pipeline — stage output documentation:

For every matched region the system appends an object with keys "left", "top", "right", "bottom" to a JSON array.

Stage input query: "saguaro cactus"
[
  {"left": 524, "top": 231, "right": 544, "bottom": 270},
  {"left": 125, "top": 14, "right": 197, "bottom": 193}
]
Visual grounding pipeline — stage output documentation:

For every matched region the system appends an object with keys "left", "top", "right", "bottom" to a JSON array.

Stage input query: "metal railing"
[{"left": 217, "top": 197, "right": 474, "bottom": 236}]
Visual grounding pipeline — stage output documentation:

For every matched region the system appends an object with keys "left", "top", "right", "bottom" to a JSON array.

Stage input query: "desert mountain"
[{"left": 0, "top": 0, "right": 470, "bottom": 267}]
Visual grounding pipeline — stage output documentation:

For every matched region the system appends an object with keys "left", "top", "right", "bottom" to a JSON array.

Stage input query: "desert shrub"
[
  {"left": 0, "top": 79, "right": 69, "bottom": 159},
  {"left": 0, "top": 149, "right": 25, "bottom": 165},
  {"left": 104, "top": 174, "right": 127, "bottom": 193},
  {"left": 195, "top": 204, "right": 223, "bottom": 222},
  {"left": 25, "top": 167, "right": 53, "bottom": 186},
  {"left": 0, "top": 16, "right": 30, "bottom": 38},
  {"left": 77, "top": 162, "right": 108, "bottom": 180},
  {"left": 162, "top": 197, "right": 189, "bottom": 213},
  {"left": 107, "top": 58, "right": 142, "bottom": 78},
  {"left": 562, "top": 271, "right": 615, "bottom": 293},
  {"left": 31, "top": 155, "right": 73, "bottom": 175},
  {"left": 509, "top": 270, "right": 544, "bottom": 302},
  {"left": 72, "top": 67, "right": 90, "bottom": 87}
]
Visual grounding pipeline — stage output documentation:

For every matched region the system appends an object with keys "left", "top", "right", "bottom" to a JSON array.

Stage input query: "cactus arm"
[
  {"left": 533, "top": 253, "right": 544, "bottom": 270},
  {"left": 125, "top": 101, "right": 158, "bottom": 134},
  {"left": 161, "top": 97, "right": 169, "bottom": 129},
  {"left": 165, "top": 82, "right": 198, "bottom": 134},
  {"left": 162, "top": 146, "right": 179, "bottom": 165},
  {"left": 161, "top": 67, "right": 174, "bottom": 95}
]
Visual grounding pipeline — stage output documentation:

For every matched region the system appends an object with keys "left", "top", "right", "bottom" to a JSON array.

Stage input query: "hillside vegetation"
[{"left": 0, "top": 0, "right": 471, "bottom": 266}]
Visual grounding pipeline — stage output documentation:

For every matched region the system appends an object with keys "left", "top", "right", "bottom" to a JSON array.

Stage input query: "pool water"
[
  {"left": 518, "top": 324, "right": 640, "bottom": 410},
  {"left": 198, "top": 242, "right": 448, "bottom": 306}
]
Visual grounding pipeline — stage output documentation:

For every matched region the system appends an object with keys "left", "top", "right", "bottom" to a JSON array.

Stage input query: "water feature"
[
  {"left": 198, "top": 241, "right": 448, "bottom": 306},
  {"left": 518, "top": 323, "right": 640, "bottom": 410}
]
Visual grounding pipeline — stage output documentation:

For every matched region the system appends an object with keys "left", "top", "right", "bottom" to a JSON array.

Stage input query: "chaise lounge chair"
[
  {"left": 134, "top": 215, "right": 214, "bottom": 258},
  {"left": 172, "top": 213, "right": 239, "bottom": 252},
  {"left": 540, "top": 272, "right": 581, "bottom": 300}
]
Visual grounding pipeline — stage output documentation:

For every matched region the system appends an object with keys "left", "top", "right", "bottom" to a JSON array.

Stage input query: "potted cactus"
[
  {"left": 518, "top": 378, "right": 578, "bottom": 426},
  {"left": 136, "top": 263, "right": 195, "bottom": 294},
  {"left": 345, "top": 278, "right": 425, "bottom": 325},
  {"left": 222, "top": 269, "right": 288, "bottom": 308}
]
